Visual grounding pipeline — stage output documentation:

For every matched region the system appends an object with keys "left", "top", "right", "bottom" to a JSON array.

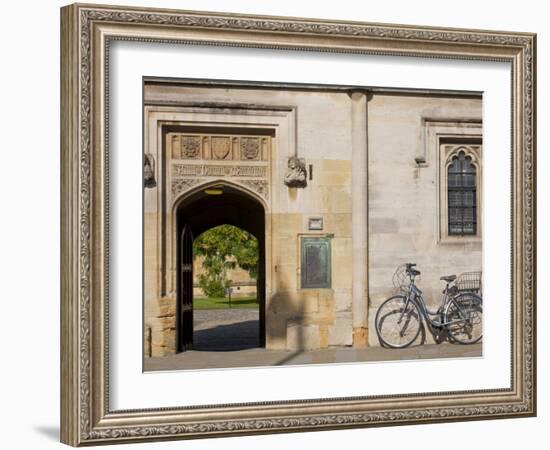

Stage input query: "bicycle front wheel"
[
  {"left": 375, "top": 295, "right": 422, "bottom": 348},
  {"left": 444, "top": 293, "right": 483, "bottom": 344}
]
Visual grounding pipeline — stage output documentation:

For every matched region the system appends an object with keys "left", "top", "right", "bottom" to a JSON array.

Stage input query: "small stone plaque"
[{"left": 308, "top": 217, "right": 324, "bottom": 230}]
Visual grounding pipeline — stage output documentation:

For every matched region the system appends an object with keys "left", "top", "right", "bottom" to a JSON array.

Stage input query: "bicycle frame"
[{"left": 403, "top": 277, "right": 456, "bottom": 329}]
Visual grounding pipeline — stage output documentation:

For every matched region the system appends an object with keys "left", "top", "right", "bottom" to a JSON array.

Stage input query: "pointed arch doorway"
[{"left": 175, "top": 183, "right": 266, "bottom": 352}]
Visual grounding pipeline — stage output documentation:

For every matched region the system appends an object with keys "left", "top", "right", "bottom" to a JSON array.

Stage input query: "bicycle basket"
[
  {"left": 455, "top": 271, "right": 482, "bottom": 294},
  {"left": 392, "top": 264, "right": 409, "bottom": 293}
]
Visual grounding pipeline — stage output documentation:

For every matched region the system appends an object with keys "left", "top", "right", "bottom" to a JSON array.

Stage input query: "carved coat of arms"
[
  {"left": 211, "top": 137, "right": 231, "bottom": 160},
  {"left": 181, "top": 136, "right": 201, "bottom": 159},
  {"left": 240, "top": 137, "right": 260, "bottom": 160}
]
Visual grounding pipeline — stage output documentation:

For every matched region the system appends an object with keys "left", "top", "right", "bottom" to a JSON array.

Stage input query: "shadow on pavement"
[{"left": 194, "top": 319, "right": 260, "bottom": 351}]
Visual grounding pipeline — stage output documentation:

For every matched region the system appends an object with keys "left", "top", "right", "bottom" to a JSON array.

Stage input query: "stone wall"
[
  {"left": 367, "top": 93, "right": 482, "bottom": 345},
  {"left": 143, "top": 83, "right": 482, "bottom": 357},
  {"left": 143, "top": 85, "right": 355, "bottom": 355}
]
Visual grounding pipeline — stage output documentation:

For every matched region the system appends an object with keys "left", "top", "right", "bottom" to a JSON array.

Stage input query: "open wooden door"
[{"left": 177, "top": 224, "right": 194, "bottom": 351}]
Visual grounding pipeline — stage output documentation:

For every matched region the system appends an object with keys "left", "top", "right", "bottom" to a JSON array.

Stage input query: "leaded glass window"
[{"left": 448, "top": 151, "right": 477, "bottom": 235}]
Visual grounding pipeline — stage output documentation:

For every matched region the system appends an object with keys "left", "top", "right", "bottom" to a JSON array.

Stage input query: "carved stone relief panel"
[
  {"left": 168, "top": 132, "right": 269, "bottom": 161},
  {"left": 171, "top": 135, "right": 202, "bottom": 159},
  {"left": 171, "top": 178, "right": 200, "bottom": 197},
  {"left": 240, "top": 137, "right": 261, "bottom": 160},
  {"left": 172, "top": 164, "right": 268, "bottom": 178},
  {"left": 211, "top": 136, "right": 232, "bottom": 160},
  {"left": 240, "top": 179, "right": 269, "bottom": 200},
  {"left": 181, "top": 135, "right": 201, "bottom": 159},
  {"left": 167, "top": 131, "right": 272, "bottom": 202}
]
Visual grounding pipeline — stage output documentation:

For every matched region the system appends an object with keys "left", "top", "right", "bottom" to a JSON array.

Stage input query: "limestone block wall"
[
  {"left": 367, "top": 93, "right": 483, "bottom": 345},
  {"left": 143, "top": 84, "right": 355, "bottom": 355},
  {"left": 266, "top": 158, "right": 353, "bottom": 350},
  {"left": 144, "top": 83, "right": 482, "bottom": 356},
  {"left": 144, "top": 183, "right": 176, "bottom": 357}
]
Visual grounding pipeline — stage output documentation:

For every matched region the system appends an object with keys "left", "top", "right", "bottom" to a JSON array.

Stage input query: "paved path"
[
  {"left": 144, "top": 342, "right": 482, "bottom": 372},
  {"left": 145, "top": 308, "right": 482, "bottom": 371},
  {"left": 193, "top": 308, "right": 259, "bottom": 351}
]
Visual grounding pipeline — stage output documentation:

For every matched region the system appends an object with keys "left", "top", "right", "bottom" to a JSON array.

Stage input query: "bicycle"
[{"left": 374, "top": 263, "right": 483, "bottom": 348}]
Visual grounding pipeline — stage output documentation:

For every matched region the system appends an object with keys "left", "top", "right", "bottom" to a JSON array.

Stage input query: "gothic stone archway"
[
  {"left": 143, "top": 104, "right": 289, "bottom": 357},
  {"left": 175, "top": 183, "right": 266, "bottom": 351}
]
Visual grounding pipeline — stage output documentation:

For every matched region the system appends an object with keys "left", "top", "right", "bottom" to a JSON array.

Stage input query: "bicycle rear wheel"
[
  {"left": 375, "top": 295, "right": 422, "bottom": 348},
  {"left": 444, "top": 293, "right": 483, "bottom": 344}
]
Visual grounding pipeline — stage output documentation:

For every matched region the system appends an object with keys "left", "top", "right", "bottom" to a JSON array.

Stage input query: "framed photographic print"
[{"left": 60, "top": 3, "right": 536, "bottom": 446}]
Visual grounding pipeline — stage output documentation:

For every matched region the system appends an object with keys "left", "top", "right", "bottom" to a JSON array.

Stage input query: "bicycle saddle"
[{"left": 440, "top": 274, "right": 456, "bottom": 282}]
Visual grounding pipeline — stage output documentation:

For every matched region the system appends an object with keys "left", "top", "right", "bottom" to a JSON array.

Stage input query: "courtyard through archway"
[
  {"left": 175, "top": 183, "right": 266, "bottom": 353},
  {"left": 192, "top": 224, "right": 260, "bottom": 351}
]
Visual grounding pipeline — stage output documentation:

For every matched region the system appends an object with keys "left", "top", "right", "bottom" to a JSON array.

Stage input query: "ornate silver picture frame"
[{"left": 60, "top": 3, "right": 536, "bottom": 446}]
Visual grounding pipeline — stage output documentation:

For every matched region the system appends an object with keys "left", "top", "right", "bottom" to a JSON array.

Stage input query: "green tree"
[
  {"left": 193, "top": 225, "right": 258, "bottom": 298},
  {"left": 196, "top": 254, "right": 232, "bottom": 298}
]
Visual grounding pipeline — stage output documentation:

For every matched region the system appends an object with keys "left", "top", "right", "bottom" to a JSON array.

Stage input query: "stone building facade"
[
  {"left": 143, "top": 80, "right": 482, "bottom": 357},
  {"left": 192, "top": 255, "right": 257, "bottom": 298}
]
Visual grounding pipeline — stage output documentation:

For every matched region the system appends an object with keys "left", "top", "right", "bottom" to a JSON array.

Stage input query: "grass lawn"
[{"left": 193, "top": 296, "right": 259, "bottom": 310}]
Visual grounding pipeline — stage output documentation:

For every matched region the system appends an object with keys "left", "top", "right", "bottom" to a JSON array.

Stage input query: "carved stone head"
[
  {"left": 144, "top": 153, "right": 156, "bottom": 188},
  {"left": 284, "top": 156, "right": 307, "bottom": 188}
]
